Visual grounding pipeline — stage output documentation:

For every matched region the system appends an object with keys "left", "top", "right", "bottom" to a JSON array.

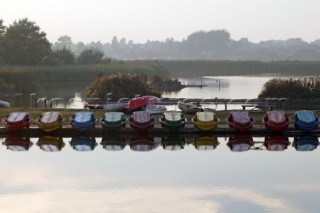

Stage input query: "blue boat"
[
  {"left": 293, "top": 135, "right": 319, "bottom": 151},
  {"left": 294, "top": 110, "right": 319, "bottom": 131},
  {"left": 70, "top": 111, "right": 97, "bottom": 131}
]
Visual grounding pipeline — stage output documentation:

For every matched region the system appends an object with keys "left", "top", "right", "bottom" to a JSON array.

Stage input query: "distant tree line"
[
  {"left": 53, "top": 30, "right": 320, "bottom": 61},
  {"left": 1, "top": 18, "right": 320, "bottom": 66},
  {"left": 0, "top": 18, "right": 108, "bottom": 65}
]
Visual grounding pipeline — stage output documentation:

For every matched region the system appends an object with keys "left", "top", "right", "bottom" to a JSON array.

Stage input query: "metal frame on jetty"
[{"left": 1, "top": 124, "right": 319, "bottom": 138}]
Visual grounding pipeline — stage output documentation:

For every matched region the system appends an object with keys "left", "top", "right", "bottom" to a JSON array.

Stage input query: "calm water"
[
  {"left": 163, "top": 76, "right": 273, "bottom": 99},
  {"left": 0, "top": 135, "right": 319, "bottom": 213}
]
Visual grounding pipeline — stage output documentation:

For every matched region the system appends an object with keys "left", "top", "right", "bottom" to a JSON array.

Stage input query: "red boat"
[
  {"left": 129, "top": 111, "right": 155, "bottom": 131},
  {"left": 129, "top": 136, "right": 160, "bottom": 151},
  {"left": 263, "top": 111, "right": 289, "bottom": 131},
  {"left": 227, "top": 111, "right": 255, "bottom": 132},
  {"left": 227, "top": 135, "right": 254, "bottom": 152},
  {"left": 3, "top": 136, "right": 32, "bottom": 151},
  {"left": 3, "top": 112, "right": 32, "bottom": 131},
  {"left": 128, "top": 96, "right": 160, "bottom": 111},
  {"left": 264, "top": 136, "right": 290, "bottom": 151}
]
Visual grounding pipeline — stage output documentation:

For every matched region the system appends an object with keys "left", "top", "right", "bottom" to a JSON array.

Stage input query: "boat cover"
[
  {"left": 231, "top": 111, "right": 251, "bottom": 124},
  {"left": 197, "top": 112, "right": 215, "bottom": 122},
  {"left": 7, "top": 112, "right": 28, "bottom": 122},
  {"left": 40, "top": 111, "right": 60, "bottom": 123},
  {"left": 74, "top": 112, "right": 93, "bottom": 122},
  {"left": 163, "top": 112, "right": 182, "bottom": 121},
  {"left": 105, "top": 112, "right": 124, "bottom": 122},
  {"left": 132, "top": 111, "right": 151, "bottom": 122},
  {"left": 267, "top": 111, "right": 286, "bottom": 122}
]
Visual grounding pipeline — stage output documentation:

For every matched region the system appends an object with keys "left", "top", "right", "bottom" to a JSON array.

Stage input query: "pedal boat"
[
  {"left": 160, "top": 111, "right": 186, "bottom": 131},
  {"left": 70, "top": 111, "right": 97, "bottom": 131},
  {"left": 36, "top": 111, "right": 64, "bottom": 132},
  {"left": 129, "top": 111, "right": 155, "bottom": 132},
  {"left": 193, "top": 111, "right": 219, "bottom": 131},
  {"left": 294, "top": 110, "right": 319, "bottom": 131},
  {"left": 101, "top": 112, "right": 126, "bottom": 131},
  {"left": 3, "top": 112, "right": 31, "bottom": 131},
  {"left": 263, "top": 111, "right": 289, "bottom": 131},
  {"left": 227, "top": 111, "right": 255, "bottom": 132}
]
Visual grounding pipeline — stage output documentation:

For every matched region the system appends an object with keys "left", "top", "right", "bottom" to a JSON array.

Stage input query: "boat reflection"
[
  {"left": 161, "top": 135, "right": 185, "bottom": 151},
  {"left": 293, "top": 135, "right": 319, "bottom": 151},
  {"left": 227, "top": 135, "right": 254, "bottom": 152},
  {"left": 70, "top": 135, "right": 97, "bottom": 151},
  {"left": 37, "top": 136, "right": 65, "bottom": 152},
  {"left": 3, "top": 136, "right": 33, "bottom": 151},
  {"left": 193, "top": 135, "right": 219, "bottom": 150},
  {"left": 128, "top": 136, "right": 160, "bottom": 152},
  {"left": 100, "top": 136, "right": 127, "bottom": 151},
  {"left": 264, "top": 135, "right": 290, "bottom": 151}
]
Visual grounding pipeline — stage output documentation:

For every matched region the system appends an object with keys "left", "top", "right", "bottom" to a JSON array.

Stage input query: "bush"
[{"left": 86, "top": 73, "right": 161, "bottom": 101}]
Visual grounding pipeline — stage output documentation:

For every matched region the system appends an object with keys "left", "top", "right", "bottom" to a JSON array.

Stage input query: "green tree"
[
  {"left": 0, "top": 19, "right": 6, "bottom": 64},
  {"left": 1, "top": 18, "right": 52, "bottom": 65},
  {"left": 52, "top": 47, "right": 75, "bottom": 64},
  {"left": 77, "top": 48, "right": 104, "bottom": 64},
  {"left": 52, "top": 35, "right": 73, "bottom": 50}
]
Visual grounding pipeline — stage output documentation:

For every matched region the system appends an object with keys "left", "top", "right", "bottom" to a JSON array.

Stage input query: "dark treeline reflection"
[{"left": 2, "top": 135, "right": 319, "bottom": 152}]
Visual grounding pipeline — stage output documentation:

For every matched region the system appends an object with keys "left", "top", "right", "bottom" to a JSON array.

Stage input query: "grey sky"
[{"left": 1, "top": 0, "right": 320, "bottom": 43}]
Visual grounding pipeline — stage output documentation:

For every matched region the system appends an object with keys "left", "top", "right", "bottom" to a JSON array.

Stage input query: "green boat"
[
  {"left": 101, "top": 112, "right": 126, "bottom": 131},
  {"left": 160, "top": 111, "right": 186, "bottom": 131}
]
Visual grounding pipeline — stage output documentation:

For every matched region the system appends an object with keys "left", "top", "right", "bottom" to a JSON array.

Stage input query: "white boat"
[
  {"left": 145, "top": 104, "right": 167, "bottom": 114},
  {"left": 104, "top": 98, "right": 129, "bottom": 111},
  {"left": 0, "top": 100, "right": 10, "bottom": 108}
]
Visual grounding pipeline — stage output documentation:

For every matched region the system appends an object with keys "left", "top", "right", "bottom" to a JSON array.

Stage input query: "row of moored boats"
[{"left": 1, "top": 109, "right": 319, "bottom": 132}]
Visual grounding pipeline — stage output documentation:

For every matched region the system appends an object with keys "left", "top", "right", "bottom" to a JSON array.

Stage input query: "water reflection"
[
  {"left": 161, "top": 135, "right": 185, "bottom": 151},
  {"left": 37, "top": 136, "right": 65, "bottom": 152},
  {"left": 1, "top": 134, "right": 320, "bottom": 152},
  {"left": 100, "top": 136, "right": 127, "bottom": 151},
  {"left": 264, "top": 136, "right": 290, "bottom": 151},
  {"left": 70, "top": 135, "right": 97, "bottom": 151},
  {"left": 293, "top": 135, "right": 319, "bottom": 151},
  {"left": 128, "top": 136, "right": 161, "bottom": 152},
  {"left": 227, "top": 135, "right": 254, "bottom": 152},
  {"left": 3, "top": 136, "right": 33, "bottom": 151},
  {"left": 193, "top": 135, "right": 219, "bottom": 150}
]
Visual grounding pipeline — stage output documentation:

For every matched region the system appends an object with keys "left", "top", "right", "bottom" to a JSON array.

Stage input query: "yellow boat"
[
  {"left": 36, "top": 111, "right": 64, "bottom": 132},
  {"left": 192, "top": 112, "right": 219, "bottom": 131}
]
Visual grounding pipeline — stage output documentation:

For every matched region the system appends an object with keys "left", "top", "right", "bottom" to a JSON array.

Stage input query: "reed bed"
[{"left": 259, "top": 77, "right": 320, "bottom": 99}]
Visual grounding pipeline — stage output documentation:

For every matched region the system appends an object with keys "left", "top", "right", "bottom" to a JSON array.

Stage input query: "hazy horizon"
[{"left": 2, "top": 0, "right": 320, "bottom": 43}]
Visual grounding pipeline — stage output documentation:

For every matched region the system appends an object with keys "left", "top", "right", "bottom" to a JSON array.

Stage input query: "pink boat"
[
  {"left": 227, "top": 111, "right": 255, "bottom": 132},
  {"left": 129, "top": 111, "right": 155, "bottom": 132},
  {"left": 263, "top": 111, "right": 289, "bottom": 132},
  {"left": 128, "top": 96, "right": 160, "bottom": 111}
]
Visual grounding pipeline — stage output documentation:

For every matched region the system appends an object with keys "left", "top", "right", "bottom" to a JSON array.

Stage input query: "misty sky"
[{"left": 1, "top": 0, "right": 320, "bottom": 43}]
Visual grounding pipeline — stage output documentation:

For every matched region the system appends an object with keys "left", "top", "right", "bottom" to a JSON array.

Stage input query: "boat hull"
[
  {"left": 4, "top": 112, "right": 31, "bottom": 131},
  {"left": 36, "top": 111, "right": 64, "bottom": 132}
]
